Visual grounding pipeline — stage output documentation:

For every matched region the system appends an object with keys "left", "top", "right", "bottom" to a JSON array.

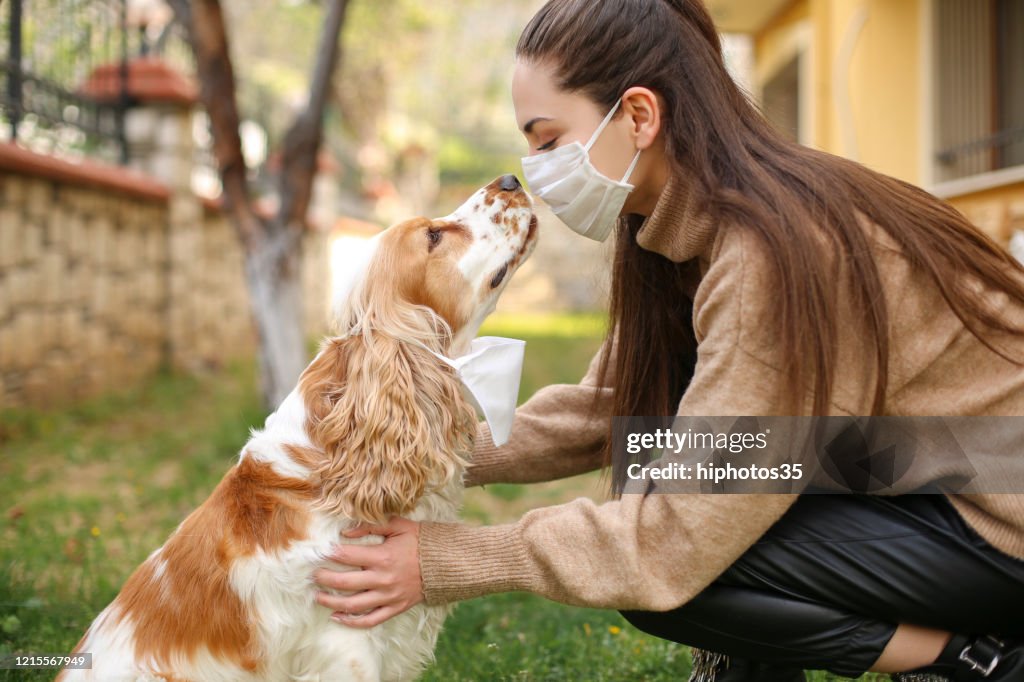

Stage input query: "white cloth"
[{"left": 426, "top": 336, "right": 526, "bottom": 447}]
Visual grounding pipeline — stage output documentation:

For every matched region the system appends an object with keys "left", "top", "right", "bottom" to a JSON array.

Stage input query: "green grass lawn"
[{"left": 0, "top": 313, "right": 889, "bottom": 681}]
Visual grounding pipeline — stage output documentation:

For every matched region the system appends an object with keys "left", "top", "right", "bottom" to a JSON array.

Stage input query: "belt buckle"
[{"left": 959, "top": 635, "right": 1005, "bottom": 677}]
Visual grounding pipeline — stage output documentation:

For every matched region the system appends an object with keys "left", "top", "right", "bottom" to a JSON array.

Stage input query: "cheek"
[
  {"left": 587, "top": 130, "right": 633, "bottom": 180},
  {"left": 421, "top": 259, "right": 474, "bottom": 333}
]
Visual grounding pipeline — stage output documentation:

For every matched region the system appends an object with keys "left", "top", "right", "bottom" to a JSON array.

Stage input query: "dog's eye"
[{"left": 427, "top": 228, "right": 442, "bottom": 250}]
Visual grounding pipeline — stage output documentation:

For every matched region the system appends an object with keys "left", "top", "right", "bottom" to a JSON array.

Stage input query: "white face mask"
[
  {"left": 520, "top": 97, "right": 641, "bottom": 242},
  {"left": 424, "top": 336, "right": 526, "bottom": 447}
]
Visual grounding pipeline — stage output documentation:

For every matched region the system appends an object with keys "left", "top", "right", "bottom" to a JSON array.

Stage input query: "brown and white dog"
[{"left": 59, "top": 174, "right": 537, "bottom": 682}]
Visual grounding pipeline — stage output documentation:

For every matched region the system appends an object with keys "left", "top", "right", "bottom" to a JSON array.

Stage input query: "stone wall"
[
  {"left": 0, "top": 146, "right": 332, "bottom": 409},
  {"left": 0, "top": 174, "right": 169, "bottom": 405}
]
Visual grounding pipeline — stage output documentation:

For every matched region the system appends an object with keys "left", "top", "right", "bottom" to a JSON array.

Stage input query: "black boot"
[
  {"left": 691, "top": 651, "right": 806, "bottom": 682},
  {"left": 895, "top": 634, "right": 1024, "bottom": 681}
]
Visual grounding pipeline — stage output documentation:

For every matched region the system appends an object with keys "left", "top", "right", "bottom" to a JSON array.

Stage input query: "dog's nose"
[{"left": 499, "top": 174, "right": 521, "bottom": 192}]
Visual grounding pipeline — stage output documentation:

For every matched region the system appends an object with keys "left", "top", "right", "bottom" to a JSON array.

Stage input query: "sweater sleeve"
[
  {"left": 419, "top": 231, "right": 843, "bottom": 610},
  {"left": 463, "top": 335, "right": 616, "bottom": 487}
]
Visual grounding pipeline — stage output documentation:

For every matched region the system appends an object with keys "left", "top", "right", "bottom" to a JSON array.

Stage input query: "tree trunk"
[
  {"left": 169, "top": 0, "right": 350, "bottom": 410},
  {"left": 245, "top": 232, "right": 308, "bottom": 408}
]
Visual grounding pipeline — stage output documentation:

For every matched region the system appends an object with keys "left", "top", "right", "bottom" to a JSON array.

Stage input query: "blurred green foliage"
[{"left": 225, "top": 0, "right": 541, "bottom": 203}]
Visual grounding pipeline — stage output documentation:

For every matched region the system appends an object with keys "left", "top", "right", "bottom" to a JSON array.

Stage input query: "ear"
[
  {"left": 298, "top": 333, "right": 477, "bottom": 525},
  {"left": 622, "top": 85, "right": 662, "bottom": 150}
]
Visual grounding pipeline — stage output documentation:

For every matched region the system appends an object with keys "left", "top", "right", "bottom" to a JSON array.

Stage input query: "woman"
[{"left": 312, "top": 1, "right": 1024, "bottom": 679}]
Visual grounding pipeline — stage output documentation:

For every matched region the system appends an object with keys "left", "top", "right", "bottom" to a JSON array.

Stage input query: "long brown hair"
[{"left": 516, "top": 0, "right": 1024, "bottom": 492}]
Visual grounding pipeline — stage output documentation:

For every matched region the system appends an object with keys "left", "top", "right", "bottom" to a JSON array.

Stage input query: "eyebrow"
[{"left": 522, "top": 116, "right": 553, "bottom": 134}]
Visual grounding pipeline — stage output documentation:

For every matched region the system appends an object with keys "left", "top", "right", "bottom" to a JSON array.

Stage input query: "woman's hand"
[{"left": 311, "top": 516, "right": 424, "bottom": 628}]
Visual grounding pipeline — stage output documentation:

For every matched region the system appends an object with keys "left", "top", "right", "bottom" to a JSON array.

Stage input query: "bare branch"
[
  {"left": 165, "top": 0, "right": 352, "bottom": 409},
  {"left": 277, "top": 0, "right": 350, "bottom": 230},
  {"left": 164, "top": 0, "right": 190, "bottom": 29},
  {"left": 171, "top": 0, "right": 264, "bottom": 251}
]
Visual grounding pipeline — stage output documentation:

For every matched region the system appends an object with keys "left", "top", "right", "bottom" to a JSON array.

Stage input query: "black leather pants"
[{"left": 620, "top": 494, "right": 1024, "bottom": 678}]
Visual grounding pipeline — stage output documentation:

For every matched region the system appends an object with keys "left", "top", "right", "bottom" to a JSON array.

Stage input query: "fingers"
[
  {"left": 312, "top": 568, "right": 376, "bottom": 593},
  {"left": 332, "top": 604, "right": 406, "bottom": 629},
  {"left": 342, "top": 524, "right": 390, "bottom": 539},
  {"left": 342, "top": 516, "right": 416, "bottom": 539},
  {"left": 316, "top": 589, "right": 388, "bottom": 616},
  {"left": 311, "top": 517, "right": 422, "bottom": 630},
  {"left": 328, "top": 543, "right": 385, "bottom": 568}
]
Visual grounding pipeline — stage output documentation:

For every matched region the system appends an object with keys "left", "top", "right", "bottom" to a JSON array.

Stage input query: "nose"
[{"left": 499, "top": 174, "right": 521, "bottom": 191}]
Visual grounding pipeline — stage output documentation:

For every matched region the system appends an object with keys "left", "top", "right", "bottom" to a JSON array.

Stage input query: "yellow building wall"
[
  {"left": 752, "top": 0, "right": 1023, "bottom": 248},
  {"left": 845, "top": 0, "right": 921, "bottom": 183},
  {"left": 756, "top": 0, "right": 922, "bottom": 183}
]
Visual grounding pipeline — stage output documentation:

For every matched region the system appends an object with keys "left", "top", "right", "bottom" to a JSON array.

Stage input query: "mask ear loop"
[
  {"left": 620, "top": 148, "right": 642, "bottom": 184},
  {"left": 583, "top": 98, "right": 623, "bottom": 153},
  {"left": 583, "top": 98, "right": 643, "bottom": 185}
]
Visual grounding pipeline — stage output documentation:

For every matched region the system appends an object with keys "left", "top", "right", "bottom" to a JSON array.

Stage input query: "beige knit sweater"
[{"left": 417, "top": 171, "right": 1024, "bottom": 610}]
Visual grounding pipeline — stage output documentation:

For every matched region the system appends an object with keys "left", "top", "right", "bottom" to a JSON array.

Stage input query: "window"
[
  {"left": 763, "top": 54, "right": 802, "bottom": 144},
  {"left": 933, "top": 0, "right": 1024, "bottom": 183}
]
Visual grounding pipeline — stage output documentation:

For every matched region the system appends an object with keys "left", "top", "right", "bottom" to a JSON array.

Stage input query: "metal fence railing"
[
  {"left": 0, "top": 0, "right": 195, "bottom": 165},
  {"left": 933, "top": 0, "right": 1024, "bottom": 182}
]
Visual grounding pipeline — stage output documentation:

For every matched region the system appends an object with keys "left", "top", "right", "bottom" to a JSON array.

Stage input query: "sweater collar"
[{"left": 634, "top": 169, "right": 717, "bottom": 264}]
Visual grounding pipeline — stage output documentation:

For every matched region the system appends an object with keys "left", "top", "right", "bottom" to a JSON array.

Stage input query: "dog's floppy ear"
[{"left": 298, "top": 331, "right": 476, "bottom": 525}]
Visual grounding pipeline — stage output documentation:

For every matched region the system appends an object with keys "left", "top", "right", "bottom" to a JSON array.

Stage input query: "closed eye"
[{"left": 536, "top": 138, "right": 558, "bottom": 151}]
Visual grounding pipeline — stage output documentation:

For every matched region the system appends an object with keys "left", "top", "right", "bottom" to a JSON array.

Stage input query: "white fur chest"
[{"left": 228, "top": 476, "right": 465, "bottom": 682}]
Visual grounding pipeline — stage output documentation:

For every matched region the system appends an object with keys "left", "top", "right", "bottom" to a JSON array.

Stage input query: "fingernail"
[{"left": 331, "top": 612, "right": 347, "bottom": 623}]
